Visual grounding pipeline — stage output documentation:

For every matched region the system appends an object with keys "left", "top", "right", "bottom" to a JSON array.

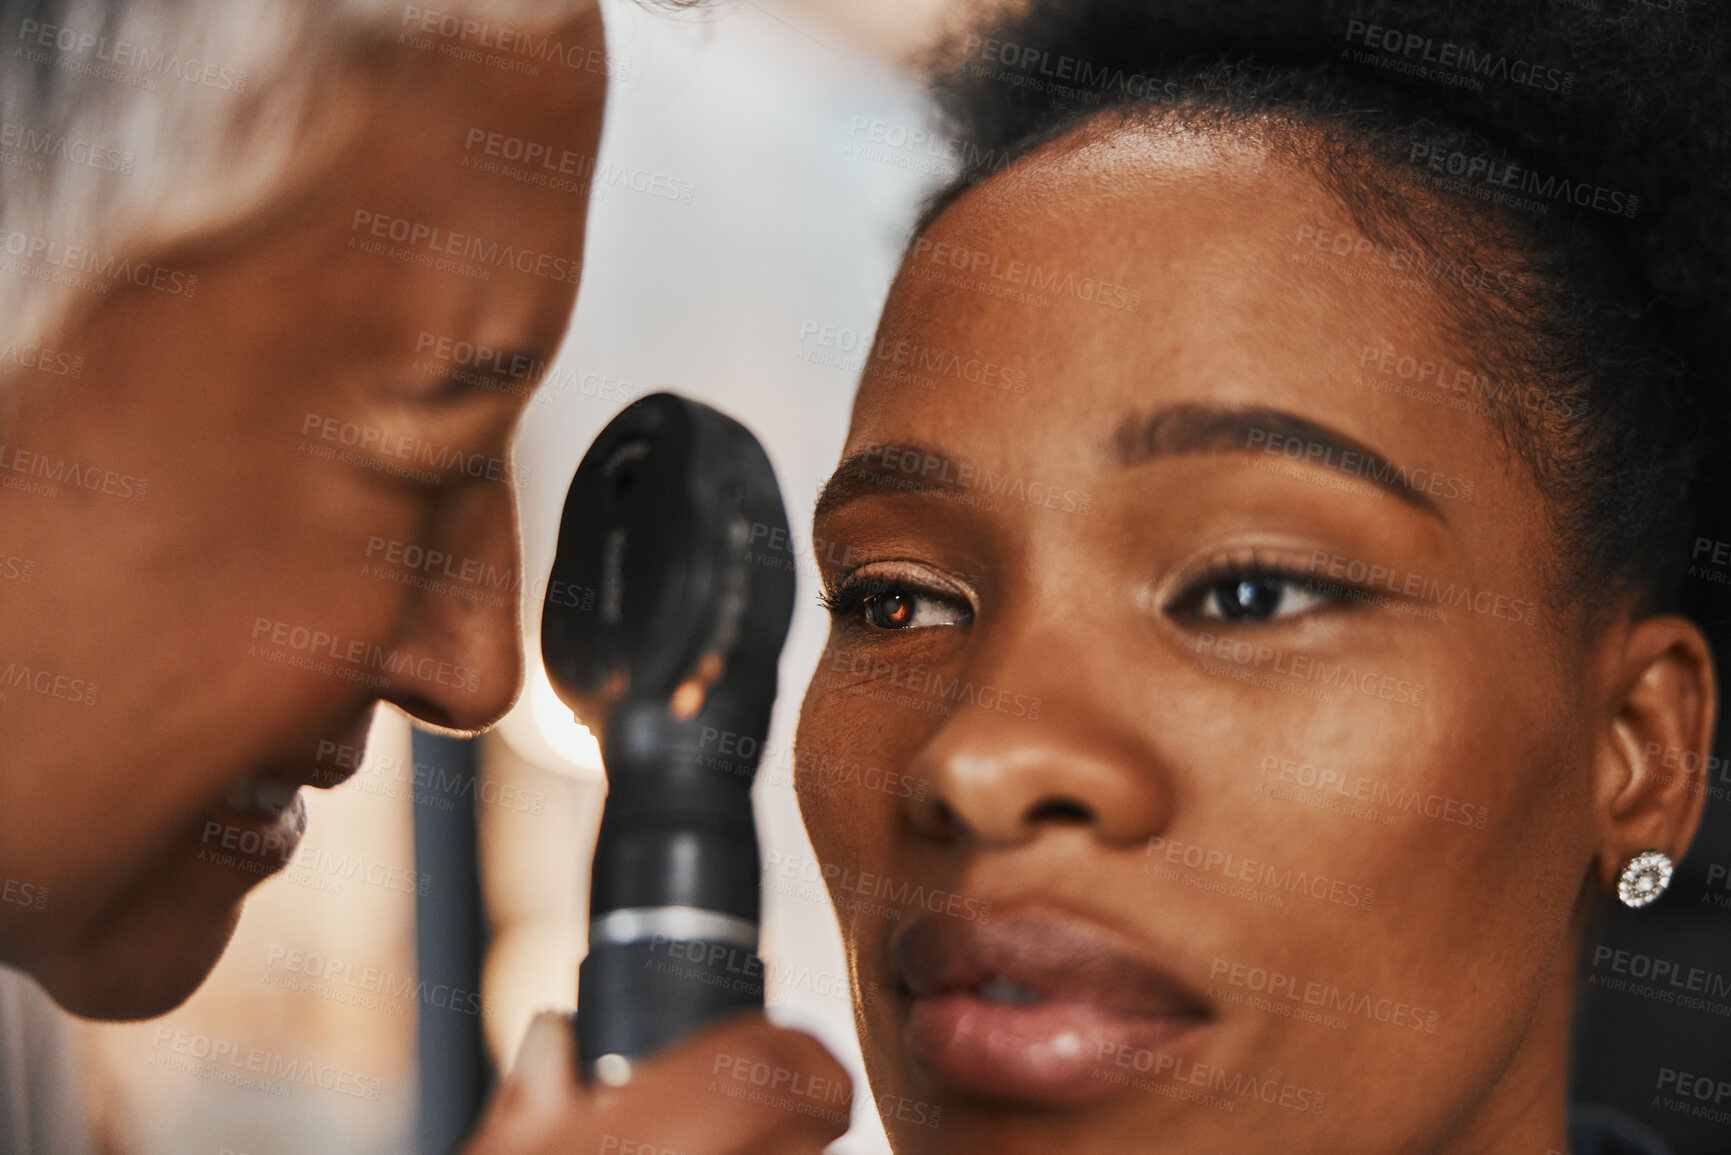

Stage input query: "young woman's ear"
[{"left": 1590, "top": 615, "right": 1717, "bottom": 899}]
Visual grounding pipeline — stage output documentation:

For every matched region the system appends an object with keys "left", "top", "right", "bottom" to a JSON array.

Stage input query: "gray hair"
[{"left": 0, "top": 0, "right": 601, "bottom": 363}]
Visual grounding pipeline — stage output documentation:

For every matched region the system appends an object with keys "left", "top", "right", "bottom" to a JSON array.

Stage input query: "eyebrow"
[
  {"left": 813, "top": 442, "right": 979, "bottom": 525},
  {"left": 443, "top": 345, "right": 552, "bottom": 397},
  {"left": 812, "top": 402, "right": 1445, "bottom": 524},
  {"left": 1115, "top": 402, "right": 1445, "bottom": 519}
]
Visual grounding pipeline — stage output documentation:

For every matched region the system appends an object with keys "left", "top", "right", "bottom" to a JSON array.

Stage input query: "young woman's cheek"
[{"left": 796, "top": 656, "right": 917, "bottom": 870}]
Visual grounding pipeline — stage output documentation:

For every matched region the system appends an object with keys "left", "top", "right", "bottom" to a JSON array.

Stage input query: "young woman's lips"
[{"left": 891, "top": 911, "right": 1212, "bottom": 1105}]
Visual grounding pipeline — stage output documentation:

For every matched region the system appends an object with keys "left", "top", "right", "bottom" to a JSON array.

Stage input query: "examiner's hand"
[{"left": 464, "top": 1010, "right": 854, "bottom": 1155}]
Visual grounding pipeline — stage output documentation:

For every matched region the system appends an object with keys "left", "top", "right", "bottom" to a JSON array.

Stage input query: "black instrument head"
[{"left": 540, "top": 393, "right": 797, "bottom": 737}]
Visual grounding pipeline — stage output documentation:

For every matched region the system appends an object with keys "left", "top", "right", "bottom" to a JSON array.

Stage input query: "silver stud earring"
[{"left": 1617, "top": 849, "right": 1674, "bottom": 909}]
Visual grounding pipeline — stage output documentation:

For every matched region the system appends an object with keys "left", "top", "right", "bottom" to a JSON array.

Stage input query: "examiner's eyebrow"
[{"left": 1113, "top": 402, "right": 1447, "bottom": 520}]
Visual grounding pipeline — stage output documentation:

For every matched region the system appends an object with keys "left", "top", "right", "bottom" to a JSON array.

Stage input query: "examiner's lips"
[
  {"left": 195, "top": 741, "right": 361, "bottom": 881},
  {"left": 890, "top": 910, "right": 1212, "bottom": 1104},
  {"left": 198, "top": 770, "right": 311, "bottom": 879}
]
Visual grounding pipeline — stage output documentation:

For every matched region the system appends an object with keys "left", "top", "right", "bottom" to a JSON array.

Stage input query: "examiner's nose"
[
  {"left": 901, "top": 633, "right": 1172, "bottom": 848},
  {"left": 377, "top": 481, "right": 525, "bottom": 732}
]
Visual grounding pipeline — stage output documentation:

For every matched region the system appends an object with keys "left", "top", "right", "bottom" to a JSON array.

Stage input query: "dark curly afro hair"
[{"left": 916, "top": 0, "right": 1731, "bottom": 630}]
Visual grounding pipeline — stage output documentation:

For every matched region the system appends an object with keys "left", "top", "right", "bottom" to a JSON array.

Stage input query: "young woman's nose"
[{"left": 900, "top": 624, "right": 1176, "bottom": 849}]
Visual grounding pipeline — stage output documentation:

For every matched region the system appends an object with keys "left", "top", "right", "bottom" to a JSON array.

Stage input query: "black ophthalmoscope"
[{"left": 540, "top": 393, "right": 797, "bottom": 1083}]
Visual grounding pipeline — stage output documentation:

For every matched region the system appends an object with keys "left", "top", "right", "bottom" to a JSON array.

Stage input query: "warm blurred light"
[{"left": 497, "top": 659, "right": 605, "bottom": 780}]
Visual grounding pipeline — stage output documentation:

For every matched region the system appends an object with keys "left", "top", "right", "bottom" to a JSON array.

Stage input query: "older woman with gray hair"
[{"left": 0, "top": 0, "right": 848, "bottom": 1151}]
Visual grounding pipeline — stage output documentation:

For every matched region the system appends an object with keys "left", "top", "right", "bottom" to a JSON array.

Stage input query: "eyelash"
[{"left": 818, "top": 574, "right": 884, "bottom": 615}]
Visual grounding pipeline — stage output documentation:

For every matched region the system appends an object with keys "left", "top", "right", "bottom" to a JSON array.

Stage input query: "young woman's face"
[
  {"left": 0, "top": 13, "right": 604, "bottom": 1018},
  {"left": 797, "top": 131, "right": 1615, "bottom": 1151}
]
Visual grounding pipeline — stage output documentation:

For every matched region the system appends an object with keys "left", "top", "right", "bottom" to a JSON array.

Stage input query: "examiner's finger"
[
  {"left": 587, "top": 1012, "right": 854, "bottom": 1154},
  {"left": 464, "top": 1010, "right": 589, "bottom": 1154}
]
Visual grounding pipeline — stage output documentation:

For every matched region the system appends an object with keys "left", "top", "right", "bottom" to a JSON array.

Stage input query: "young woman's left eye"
[{"left": 1179, "top": 571, "right": 1337, "bottom": 624}]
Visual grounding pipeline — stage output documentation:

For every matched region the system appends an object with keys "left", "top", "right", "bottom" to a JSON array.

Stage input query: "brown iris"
[{"left": 866, "top": 590, "right": 915, "bottom": 629}]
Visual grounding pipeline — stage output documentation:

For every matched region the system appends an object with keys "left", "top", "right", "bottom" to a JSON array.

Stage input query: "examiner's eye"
[{"left": 821, "top": 575, "right": 972, "bottom": 632}]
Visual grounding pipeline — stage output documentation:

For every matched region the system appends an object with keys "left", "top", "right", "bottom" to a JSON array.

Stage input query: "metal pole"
[{"left": 411, "top": 730, "right": 492, "bottom": 1155}]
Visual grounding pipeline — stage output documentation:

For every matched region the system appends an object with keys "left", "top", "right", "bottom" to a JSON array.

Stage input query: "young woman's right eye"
[{"left": 821, "top": 577, "right": 972, "bottom": 632}]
